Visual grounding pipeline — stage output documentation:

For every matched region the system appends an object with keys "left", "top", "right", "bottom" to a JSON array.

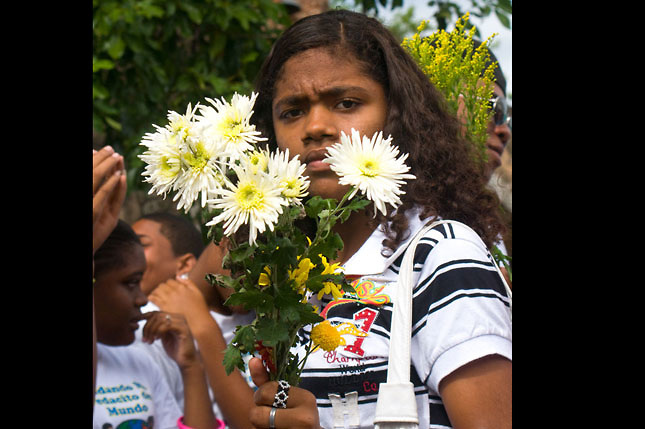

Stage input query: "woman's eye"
[
  {"left": 280, "top": 108, "right": 303, "bottom": 119},
  {"left": 337, "top": 99, "right": 358, "bottom": 110}
]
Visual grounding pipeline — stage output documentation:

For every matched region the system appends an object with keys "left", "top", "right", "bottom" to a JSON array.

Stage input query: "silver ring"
[
  {"left": 272, "top": 380, "right": 290, "bottom": 408},
  {"left": 269, "top": 406, "right": 277, "bottom": 429}
]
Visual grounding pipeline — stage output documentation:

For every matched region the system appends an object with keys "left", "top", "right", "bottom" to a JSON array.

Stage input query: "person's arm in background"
[
  {"left": 92, "top": 146, "right": 127, "bottom": 409},
  {"left": 151, "top": 278, "right": 256, "bottom": 428},
  {"left": 188, "top": 238, "right": 249, "bottom": 315},
  {"left": 142, "top": 311, "right": 217, "bottom": 429}
]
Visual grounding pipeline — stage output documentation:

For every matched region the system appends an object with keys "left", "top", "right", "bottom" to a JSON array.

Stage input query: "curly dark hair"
[{"left": 252, "top": 9, "right": 504, "bottom": 251}]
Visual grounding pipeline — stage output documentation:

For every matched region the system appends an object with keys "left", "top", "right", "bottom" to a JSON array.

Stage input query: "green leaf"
[
  {"left": 225, "top": 289, "right": 273, "bottom": 312},
  {"left": 305, "top": 196, "right": 334, "bottom": 219},
  {"left": 270, "top": 237, "right": 298, "bottom": 269},
  {"left": 136, "top": 3, "right": 164, "bottom": 18},
  {"left": 232, "top": 324, "right": 257, "bottom": 352},
  {"left": 495, "top": 10, "right": 511, "bottom": 29},
  {"left": 205, "top": 273, "right": 238, "bottom": 290},
  {"left": 255, "top": 318, "right": 289, "bottom": 346},
  {"left": 93, "top": 58, "right": 115, "bottom": 72},
  {"left": 180, "top": 2, "right": 203, "bottom": 24},
  {"left": 230, "top": 244, "right": 255, "bottom": 263},
  {"left": 279, "top": 304, "right": 300, "bottom": 323},
  {"left": 310, "top": 232, "right": 344, "bottom": 261},
  {"left": 223, "top": 343, "right": 245, "bottom": 375},
  {"left": 231, "top": 6, "right": 251, "bottom": 30},
  {"left": 104, "top": 116, "right": 122, "bottom": 131},
  {"left": 241, "top": 50, "right": 259, "bottom": 65},
  {"left": 340, "top": 198, "right": 370, "bottom": 222},
  {"left": 497, "top": 0, "right": 513, "bottom": 14},
  {"left": 105, "top": 35, "right": 126, "bottom": 60},
  {"left": 93, "top": 82, "right": 109, "bottom": 100},
  {"left": 298, "top": 306, "right": 324, "bottom": 325}
]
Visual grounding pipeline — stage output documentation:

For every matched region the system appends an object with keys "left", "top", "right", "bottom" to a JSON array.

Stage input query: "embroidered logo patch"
[
  {"left": 319, "top": 277, "right": 392, "bottom": 357},
  {"left": 320, "top": 277, "right": 391, "bottom": 318}
]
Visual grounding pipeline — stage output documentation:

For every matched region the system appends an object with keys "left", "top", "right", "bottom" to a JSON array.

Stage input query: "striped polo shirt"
[{"left": 293, "top": 210, "right": 512, "bottom": 428}]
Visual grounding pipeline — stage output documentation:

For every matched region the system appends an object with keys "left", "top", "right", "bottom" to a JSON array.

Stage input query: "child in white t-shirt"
[{"left": 93, "top": 220, "right": 217, "bottom": 429}]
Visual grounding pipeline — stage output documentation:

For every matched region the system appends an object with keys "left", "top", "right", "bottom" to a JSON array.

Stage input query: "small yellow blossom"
[
  {"left": 317, "top": 281, "right": 344, "bottom": 301},
  {"left": 319, "top": 254, "right": 342, "bottom": 276},
  {"left": 258, "top": 266, "right": 271, "bottom": 287},
  {"left": 311, "top": 321, "right": 368, "bottom": 353},
  {"left": 311, "top": 320, "right": 342, "bottom": 352},
  {"left": 289, "top": 257, "right": 315, "bottom": 289}
]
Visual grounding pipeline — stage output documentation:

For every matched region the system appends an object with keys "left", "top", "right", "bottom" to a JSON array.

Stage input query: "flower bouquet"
[{"left": 138, "top": 92, "right": 415, "bottom": 386}]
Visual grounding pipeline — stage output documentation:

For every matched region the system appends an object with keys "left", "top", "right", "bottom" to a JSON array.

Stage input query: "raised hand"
[{"left": 93, "top": 146, "right": 127, "bottom": 254}]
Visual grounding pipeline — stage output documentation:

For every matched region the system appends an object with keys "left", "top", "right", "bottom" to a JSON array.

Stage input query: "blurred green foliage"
[{"left": 93, "top": 0, "right": 292, "bottom": 191}]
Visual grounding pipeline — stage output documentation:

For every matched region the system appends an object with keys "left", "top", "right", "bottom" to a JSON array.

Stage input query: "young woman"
[
  {"left": 245, "top": 9, "right": 512, "bottom": 429},
  {"left": 93, "top": 220, "right": 217, "bottom": 429}
]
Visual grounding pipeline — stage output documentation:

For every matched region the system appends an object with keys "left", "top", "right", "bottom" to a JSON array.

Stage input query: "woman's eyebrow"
[{"left": 273, "top": 85, "right": 369, "bottom": 113}]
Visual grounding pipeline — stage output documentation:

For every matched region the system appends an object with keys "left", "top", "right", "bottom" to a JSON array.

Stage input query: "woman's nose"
[{"left": 302, "top": 105, "right": 337, "bottom": 144}]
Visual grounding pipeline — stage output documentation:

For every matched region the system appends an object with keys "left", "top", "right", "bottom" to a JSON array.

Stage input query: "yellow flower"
[
  {"left": 317, "top": 281, "right": 344, "bottom": 301},
  {"left": 310, "top": 321, "right": 368, "bottom": 353},
  {"left": 311, "top": 320, "right": 342, "bottom": 352},
  {"left": 289, "top": 257, "right": 315, "bottom": 289},
  {"left": 315, "top": 254, "right": 345, "bottom": 300},
  {"left": 319, "top": 254, "right": 342, "bottom": 276},
  {"left": 258, "top": 266, "right": 271, "bottom": 287}
]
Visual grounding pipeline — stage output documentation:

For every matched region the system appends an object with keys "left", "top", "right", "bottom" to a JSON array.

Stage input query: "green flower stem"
[
  {"left": 303, "top": 187, "right": 355, "bottom": 261},
  {"left": 296, "top": 339, "right": 314, "bottom": 379},
  {"left": 272, "top": 324, "right": 301, "bottom": 382}
]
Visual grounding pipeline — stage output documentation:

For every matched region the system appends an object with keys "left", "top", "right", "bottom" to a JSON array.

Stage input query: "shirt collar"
[{"left": 342, "top": 207, "right": 431, "bottom": 279}]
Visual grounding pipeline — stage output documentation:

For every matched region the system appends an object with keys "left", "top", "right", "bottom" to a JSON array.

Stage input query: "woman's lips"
[
  {"left": 307, "top": 159, "right": 332, "bottom": 172},
  {"left": 305, "top": 148, "right": 332, "bottom": 172}
]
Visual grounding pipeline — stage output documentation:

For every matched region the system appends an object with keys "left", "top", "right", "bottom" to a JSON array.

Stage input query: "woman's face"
[
  {"left": 271, "top": 47, "right": 388, "bottom": 201},
  {"left": 94, "top": 244, "right": 148, "bottom": 346}
]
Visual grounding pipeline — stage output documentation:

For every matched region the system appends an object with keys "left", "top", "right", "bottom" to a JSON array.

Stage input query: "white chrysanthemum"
[
  {"left": 139, "top": 126, "right": 183, "bottom": 198},
  {"left": 166, "top": 103, "right": 200, "bottom": 145},
  {"left": 206, "top": 165, "right": 288, "bottom": 246},
  {"left": 244, "top": 148, "right": 270, "bottom": 175},
  {"left": 171, "top": 136, "right": 227, "bottom": 212},
  {"left": 267, "top": 148, "right": 310, "bottom": 202},
  {"left": 323, "top": 129, "right": 416, "bottom": 216},
  {"left": 196, "top": 92, "right": 267, "bottom": 160},
  {"left": 139, "top": 103, "right": 203, "bottom": 199}
]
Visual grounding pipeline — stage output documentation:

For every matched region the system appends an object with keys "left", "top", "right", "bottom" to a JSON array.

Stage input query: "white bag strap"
[
  {"left": 374, "top": 220, "right": 512, "bottom": 428},
  {"left": 374, "top": 220, "right": 441, "bottom": 428}
]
